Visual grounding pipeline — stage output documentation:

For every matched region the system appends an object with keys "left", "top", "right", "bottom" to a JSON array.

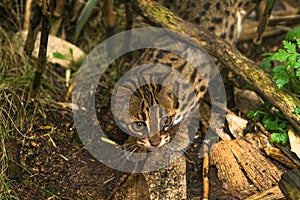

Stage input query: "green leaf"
[
  {"left": 280, "top": 132, "right": 288, "bottom": 145},
  {"left": 262, "top": 114, "right": 278, "bottom": 131},
  {"left": 270, "top": 132, "right": 288, "bottom": 145},
  {"left": 261, "top": 56, "right": 273, "bottom": 71},
  {"left": 293, "top": 106, "right": 300, "bottom": 115},
  {"left": 294, "top": 58, "right": 300, "bottom": 69},
  {"left": 287, "top": 54, "right": 297, "bottom": 69},
  {"left": 53, "top": 52, "right": 67, "bottom": 60},
  {"left": 261, "top": 52, "right": 274, "bottom": 57},
  {"left": 296, "top": 68, "right": 300, "bottom": 77},
  {"left": 270, "top": 133, "right": 281, "bottom": 143},
  {"left": 285, "top": 27, "right": 300, "bottom": 41},
  {"left": 247, "top": 109, "right": 266, "bottom": 119},
  {"left": 283, "top": 40, "right": 296, "bottom": 54},
  {"left": 246, "top": 110, "right": 255, "bottom": 119},
  {"left": 69, "top": 48, "right": 74, "bottom": 56},
  {"left": 279, "top": 121, "right": 288, "bottom": 129},
  {"left": 274, "top": 73, "right": 290, "bottom": 89},
  {"left": 272, "top": 66, "right": 290, "bottom": 89},
  {"left": 73, "top": 0, "right": 98, "bottom": 43},
  {"left": 272, "top": 49, "right": 289, "bottom": 62},
  {"left": 272, "top": 65, "right": 285, "bottom": 73}
]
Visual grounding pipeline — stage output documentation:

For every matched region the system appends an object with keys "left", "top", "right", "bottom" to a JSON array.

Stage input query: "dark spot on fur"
[
  {"left": 216, "top": 2, "right": 221, "bottom": 10},
  {"left": 220, "top": 33, "right": 227, "bottom": 39},
  {"left": 182, "top": 15, "right": 189, "bottom": 21},
  {"left": 164, "top": 62, "right": 172, "bottom": 67},
  {"left": 200, "top": 85, "right": 206, "bottom": 92},
  {"left": 212, "top": 17, "right": 223, "bottom": 24},
  {"left": 187, "top": 1, "right": 196, "bottom": 8},
  {"left": 230, "top": 24, "right": 235, "bottom": 32},
  {"left": 177, "top": 63, "right": 186, "bottom": 72},
  {"left": 203, "top": 2, "right": 211, "bottom": 10},
  {"left": 200, "top": 11, "right": 206, "bottom": 16},
  {"left": 190, "top": 69, "right": 197, "bottom": 83},
  {"left": 175, "top": 101, "right": 179, "bottom": 108},
  {"left": 179, "top": 11, "right": 185, "bottom": 18},
  {"left": 208, "top": 26, "right": 216, "bottom": 32},
  {"left": 156, "top": 50, "right": 164, "bottom": 59},
  {"left": 225, "top": 10, "right": 230, "bottom": 16},
  {"left": 195, "top": 17, "right": 201, "bottom": 24}
]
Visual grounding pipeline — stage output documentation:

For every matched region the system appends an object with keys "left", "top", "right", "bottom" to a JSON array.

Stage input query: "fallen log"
[{"left": 279, "top": 168, "right": 300, "bottom": 199}]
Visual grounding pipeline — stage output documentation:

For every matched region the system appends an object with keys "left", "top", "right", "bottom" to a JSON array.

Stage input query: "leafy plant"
[
  {"left": 293, "top": 105, "right": 300, "bottom": 115},
  {"left": 247, "top": 104, "right": 289, "bottom": 145},
  {"left": 53, "top": 48, "right": 75, "bottom": 64},
  {"left": 261, "top": 27, "right": 300, "bottom": 92},
  {"left": 285, "top": 27, "right": 300, "bottom": 41}
]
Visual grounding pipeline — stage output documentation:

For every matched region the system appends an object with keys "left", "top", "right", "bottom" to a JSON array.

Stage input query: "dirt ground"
[
  {"left": 12, "top": 102, "right": 235, "bottom": 200},
  {"left": 9, "top": 31, "right": 288, "bottom": 199}
]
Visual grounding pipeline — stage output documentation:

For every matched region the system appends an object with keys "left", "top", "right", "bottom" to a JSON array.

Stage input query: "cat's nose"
[{"left": 149, "top": 137, "right": 161, "bottom": 147}]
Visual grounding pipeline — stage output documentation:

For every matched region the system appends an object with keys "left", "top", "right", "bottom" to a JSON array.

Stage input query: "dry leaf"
[
  {"left": 288, "top": 128, "right": 300, "bottom": 159},
  {"left": 226, "top": 113, "right": 248, "bottom": 138}
]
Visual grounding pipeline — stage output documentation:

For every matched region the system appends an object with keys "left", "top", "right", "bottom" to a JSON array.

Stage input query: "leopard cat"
[{"left": 113, "top": 0, "right": 256, "bottom": 160}]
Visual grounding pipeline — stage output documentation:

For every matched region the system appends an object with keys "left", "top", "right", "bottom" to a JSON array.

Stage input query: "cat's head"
[{"left": 127, "top": 84, "right": 180, "bottom": 149}]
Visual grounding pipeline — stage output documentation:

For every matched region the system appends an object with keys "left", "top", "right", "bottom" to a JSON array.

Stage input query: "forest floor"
[
  {"left": 7, "top": 32, "right": 287, "bottom": 200},
  {"left": 1, "top": 1, "right": 297, "bottom": 199}
]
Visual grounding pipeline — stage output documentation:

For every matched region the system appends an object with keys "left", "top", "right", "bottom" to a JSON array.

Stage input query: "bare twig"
[
  {"left": 30, "top": 0, "right": 54, "bottom": 99},
  {"left": 23, "top": 0, "right": 33, "bottom": 30},
  {"left": 103, "top": 0, "right": 116, "bottom": 37},
  {"left": 24, "top": 1, "right": 42, "bottom": 56},
  {"left": 124, "top": 1, "right": 133, "bottom": 30},
  {"left": 50, "top": 0, "right": 64, "bottom": 35},
  {"left": 248, "top": 0, "right": 275, "bottom": 57},
  {"left": 202, "top": 153, "right": 209, "bottom": 200}
]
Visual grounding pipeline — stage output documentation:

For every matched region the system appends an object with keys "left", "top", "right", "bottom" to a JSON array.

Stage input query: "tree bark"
[{"left": 131, "top": 0, "right": 300, "bottom": 134}]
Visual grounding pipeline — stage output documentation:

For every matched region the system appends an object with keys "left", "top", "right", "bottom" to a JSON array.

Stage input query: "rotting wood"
[
  {"left": 229, "top": 140, "right": 282, "bottom": 190},
  {"left": 110, "top": 155, "right": 186, "bottom": 200},
  {"left": 210, "top": 139, "right": 283, "bottom": 198},
  {"left": 110, "top": 173, "right": 150, "bottom": 200},
  {"left": 143, "top": 155, "right": 187, "bottom": 200},
  {"left": 210, "top": 140, "right": 256, "bottom": 199},
  {"left": 244, "top": 186, "right": 285, "bottom": 200},
  {"left": 264, "top": 146, "right": 298, "bottom": 169},
  {"left": 279, "top": 168, "right": 300, "bottom": 200}
]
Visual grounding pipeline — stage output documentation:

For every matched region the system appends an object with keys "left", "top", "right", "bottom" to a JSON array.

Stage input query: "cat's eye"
[
  {"left": 131, "top": 121, "right": 147, "bottom": 132},
  {"left": 160, "top": 116, "right": 172, "bottom": 128}
]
